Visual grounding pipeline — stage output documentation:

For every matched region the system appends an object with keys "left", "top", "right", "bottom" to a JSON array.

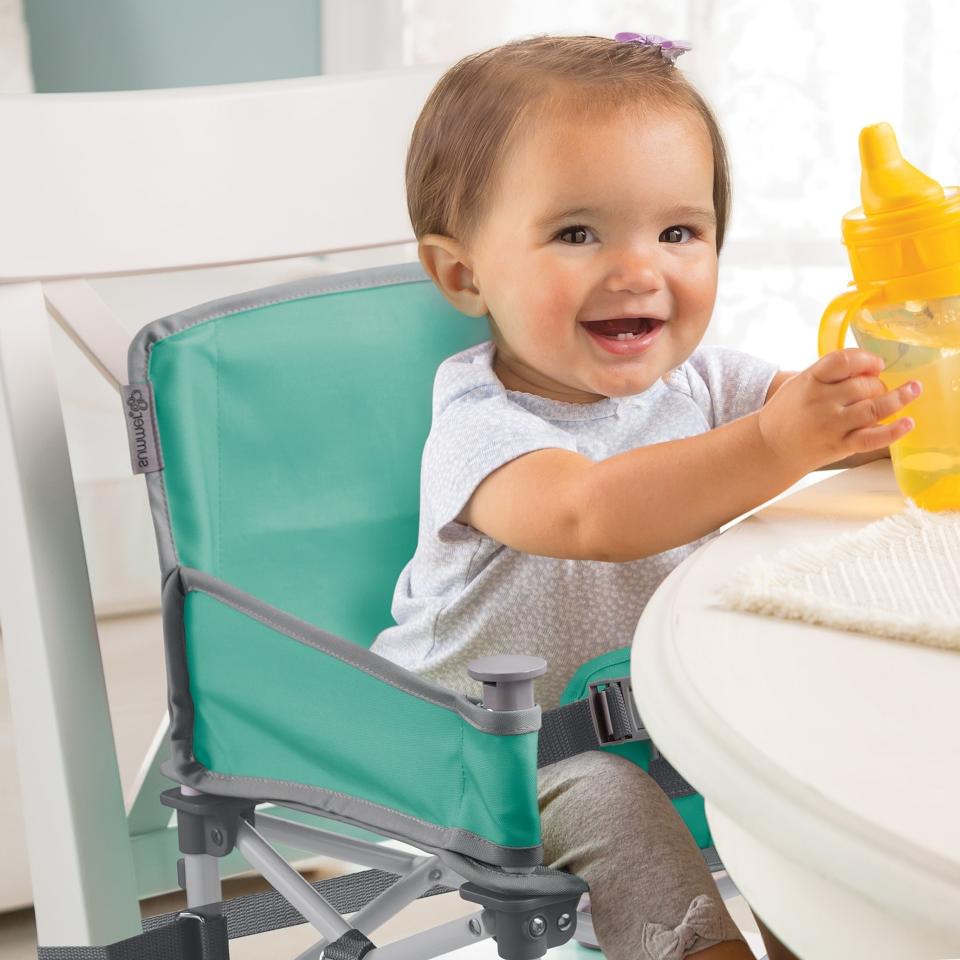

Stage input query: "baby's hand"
[{"left": 757, "top": 348, "right": 921, "bottom": 474}]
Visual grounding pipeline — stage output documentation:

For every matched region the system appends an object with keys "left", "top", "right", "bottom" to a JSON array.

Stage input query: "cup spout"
[{"left": 859, "top": 122, "right": 943, "bottom": 214}]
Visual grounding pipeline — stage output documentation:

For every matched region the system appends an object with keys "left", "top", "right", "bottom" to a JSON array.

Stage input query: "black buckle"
[{"left": 587, "top": 676, "right": 649, "bottom": 746}]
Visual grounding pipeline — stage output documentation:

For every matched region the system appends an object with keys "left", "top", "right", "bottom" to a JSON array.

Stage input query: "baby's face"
[{"left": 469, "top": 104, "right": 719, "bottom": 403}]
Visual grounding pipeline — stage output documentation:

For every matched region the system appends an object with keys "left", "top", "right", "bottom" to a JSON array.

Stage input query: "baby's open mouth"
[{"left": 580, "top": 317, "right": 663, "bottom": 340}]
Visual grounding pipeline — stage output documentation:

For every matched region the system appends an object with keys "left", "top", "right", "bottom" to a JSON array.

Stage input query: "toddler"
[{"left": 371, "top": 33, "right": 918, "bottom": 960}]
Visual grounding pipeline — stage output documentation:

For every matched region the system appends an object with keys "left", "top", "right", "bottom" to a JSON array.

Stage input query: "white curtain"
[{"left": 389, "top": 0, "right": 960, "bottom": 371}]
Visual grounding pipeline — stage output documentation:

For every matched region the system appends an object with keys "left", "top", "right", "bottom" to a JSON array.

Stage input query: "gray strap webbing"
[
  {"left": 537, "top": 681, "right": 698, "bottom": 801},
  {"left": 647, "top": 756, "right": 699, "bottom": 801},
  {"left": 537, "top": 698, "right": 605, "bottom": 766},
  {"left": 40, "top": 870, "right": 451, "bottom": 960},
  {"left": 538, "top": 676, "right": 645, "bottom": 770},
  {"left": 158, "top": 867, "right": 439, "bottom": 941},
  {"left": 37, "top": 913, "right": 227, "bottom": 960},
  {"left": 323, "top": 929, "right": 377, "bottom": 959}
]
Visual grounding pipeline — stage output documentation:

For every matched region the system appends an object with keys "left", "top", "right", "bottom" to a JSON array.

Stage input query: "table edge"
[{"left": 631, "top": 534, "right": 960, "bottom": 929}]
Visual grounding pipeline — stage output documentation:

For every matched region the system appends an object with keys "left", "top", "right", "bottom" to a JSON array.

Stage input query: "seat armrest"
[{"left": 159, "top": 565, "right": 545, "bottom": 868}]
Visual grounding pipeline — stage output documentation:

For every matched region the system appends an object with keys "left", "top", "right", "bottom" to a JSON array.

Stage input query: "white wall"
[{"left": 0, "top": 0, "right": 32, "bottom": 94}]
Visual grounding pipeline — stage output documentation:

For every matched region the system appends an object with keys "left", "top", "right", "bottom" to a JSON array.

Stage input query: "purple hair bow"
[{"left": 614, "top": 32, "right": 692, "bottom": 63}]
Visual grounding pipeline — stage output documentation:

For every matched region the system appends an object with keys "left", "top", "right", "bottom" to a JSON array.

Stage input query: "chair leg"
[
  {"left": 0, "top": 281, "right": 141, "bottom": 948},
  {"left": 167, "top": 790, "right": 583, "bottom": 960},
  {"left": 234, "top": 818, "right": 355, "bottom": 943},
  {"left": 347, "top": 852, "right": 456, "bottom": 936},
  {"left": 178, "top": 781, "right": 222, "bottom": 910},
  {"left": 182, "top": 851, "right": 223, "bottom": 910}
]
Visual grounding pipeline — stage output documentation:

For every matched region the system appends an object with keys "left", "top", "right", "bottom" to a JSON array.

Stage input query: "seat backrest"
[{"left": 132, "top": 263, "right": 488, "bottom": 645}]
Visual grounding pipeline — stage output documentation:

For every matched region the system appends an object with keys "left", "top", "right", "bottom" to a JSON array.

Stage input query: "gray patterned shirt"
[{"left": 371, "top": 340, "right": 778, "bottom": 710}]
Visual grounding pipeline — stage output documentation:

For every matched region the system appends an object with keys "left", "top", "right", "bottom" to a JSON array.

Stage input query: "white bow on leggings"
[{"left": 642, "top": 893, "right": 726, "bottom": 960}]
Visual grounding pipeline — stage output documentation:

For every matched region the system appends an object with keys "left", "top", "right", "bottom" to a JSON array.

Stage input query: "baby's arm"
[{"left": 458, "top": 349, "right": 919, "bottom": 563}]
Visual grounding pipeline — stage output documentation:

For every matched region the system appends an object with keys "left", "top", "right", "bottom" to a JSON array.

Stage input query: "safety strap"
[{"left": 537, "top": 676, "right": 698, "bottom": 801}]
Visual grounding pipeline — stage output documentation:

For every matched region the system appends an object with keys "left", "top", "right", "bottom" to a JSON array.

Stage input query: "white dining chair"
[{"left": 0, "top": 64, "right": 444, "bottom": 950}]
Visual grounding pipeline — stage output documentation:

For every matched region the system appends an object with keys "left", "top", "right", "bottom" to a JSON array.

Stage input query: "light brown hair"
[{"left": 406, "top": 34, "right": 731, "bottom": 251}]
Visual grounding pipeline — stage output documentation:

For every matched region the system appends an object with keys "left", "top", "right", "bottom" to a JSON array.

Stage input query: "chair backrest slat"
[{"left": 0, "top": 66, "right": 444, "bottom": 281}]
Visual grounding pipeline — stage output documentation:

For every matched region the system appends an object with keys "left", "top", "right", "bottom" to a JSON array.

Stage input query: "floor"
[
  {"left": 0, "top": 611, "right": 768, "bottom": 960},
  {"left": 0, "top": 878, "right": 767, "bottom": 959}
]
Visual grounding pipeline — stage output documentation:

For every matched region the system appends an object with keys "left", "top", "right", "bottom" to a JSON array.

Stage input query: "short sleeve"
[
  {"left": 423, "top": 386, "right": 578, "bottom": 543},
  {"left": 680, "top": 346, "right": 779, "bottom": 428}
]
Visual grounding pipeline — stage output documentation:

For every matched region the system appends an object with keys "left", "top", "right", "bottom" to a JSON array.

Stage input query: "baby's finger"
[
  {"left": 834, "top": 372, "right": 887, "bottom": 407},
  {"left": 844, "top": 379, "right": 921, "bottom": 430},
  {"left": 844, "top": 416, "right": 915, "bottom": 453},
  {"left": 812, "top": 348, "right": 884, "bottom": 385}
]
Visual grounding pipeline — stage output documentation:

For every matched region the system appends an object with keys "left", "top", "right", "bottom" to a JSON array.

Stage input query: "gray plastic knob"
[{"left": 467, "top": 655, "right": 547, "bottom": 710}]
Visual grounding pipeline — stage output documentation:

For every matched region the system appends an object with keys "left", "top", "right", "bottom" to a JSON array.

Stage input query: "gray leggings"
[{"left": 537, "top": 751, "right": 746, "bottom": 960}]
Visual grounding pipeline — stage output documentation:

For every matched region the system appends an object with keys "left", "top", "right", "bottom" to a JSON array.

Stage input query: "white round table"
[{"left": 631, "top": 461, "right": 960, "bottom": 960}]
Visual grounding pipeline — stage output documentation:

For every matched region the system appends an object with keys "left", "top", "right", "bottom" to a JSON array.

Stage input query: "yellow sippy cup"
[{"left": 819, "top": 122, "right": 960, "bottom": 511}]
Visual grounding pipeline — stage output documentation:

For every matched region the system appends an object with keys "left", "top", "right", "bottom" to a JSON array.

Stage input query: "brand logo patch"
[{"left": 121, "top": 383, "right": 163, "bottom": 474}]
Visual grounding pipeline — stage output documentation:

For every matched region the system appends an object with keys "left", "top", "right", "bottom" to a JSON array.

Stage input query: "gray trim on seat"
[
  {"left": 161, "top": 759, "right": 548, "bottom": 873},
  {"left": 127, "top": 261, "right": 427, "bottom": 386}
]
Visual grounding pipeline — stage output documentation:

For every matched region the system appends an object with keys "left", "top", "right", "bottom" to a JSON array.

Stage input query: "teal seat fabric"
[
  {"left": 145, "top": 266, "right": 487, "bottom": 645},
  {"left": 176, "top": 575, "right": 541, "bottom": 850}
]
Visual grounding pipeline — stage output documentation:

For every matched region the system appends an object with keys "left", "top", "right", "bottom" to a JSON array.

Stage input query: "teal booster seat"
[{"left": 52, "top": 262, "right": 716, "bottom": 960}]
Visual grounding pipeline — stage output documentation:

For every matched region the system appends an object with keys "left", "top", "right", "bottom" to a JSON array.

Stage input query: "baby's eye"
[
  {"left": 660, "top": 225, "right": 694, "bottom": 244},
  {"left": 556, "top": 224, "right": 595, "bottom": 245}
]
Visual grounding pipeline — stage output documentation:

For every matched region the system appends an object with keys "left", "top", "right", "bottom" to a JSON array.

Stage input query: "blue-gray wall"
[{"left": 24, "top": 0, "right": 322, "bottom": 92}]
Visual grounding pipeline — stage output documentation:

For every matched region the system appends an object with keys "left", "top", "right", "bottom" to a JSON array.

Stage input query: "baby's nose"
[{"left": 605, "top": 251, "right": 664, "bottom": 294}]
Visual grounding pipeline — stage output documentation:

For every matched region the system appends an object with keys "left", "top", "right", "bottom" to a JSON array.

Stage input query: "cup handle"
[{"left": 818, "top": 286, "right": 881, "bottom": 357}]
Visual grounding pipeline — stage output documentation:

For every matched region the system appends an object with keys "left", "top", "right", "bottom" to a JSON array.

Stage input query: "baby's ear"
[{"left": 418, "top": 235, "right": 487, "bottom": 317}]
